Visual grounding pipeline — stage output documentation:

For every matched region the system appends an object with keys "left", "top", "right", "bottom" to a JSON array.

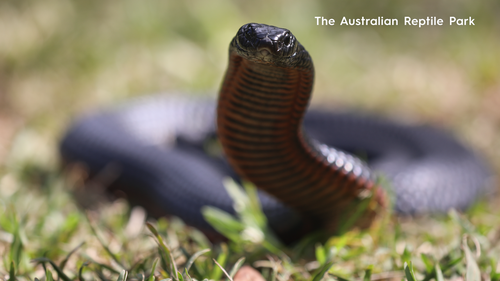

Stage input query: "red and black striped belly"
[{"left": 217, "top": 54, "right": 382, "bottom": 229}]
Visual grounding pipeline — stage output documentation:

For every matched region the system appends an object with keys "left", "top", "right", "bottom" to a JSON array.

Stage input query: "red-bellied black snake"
[{"left": 60, "top": 23, "right": 493, "bottom": 240}]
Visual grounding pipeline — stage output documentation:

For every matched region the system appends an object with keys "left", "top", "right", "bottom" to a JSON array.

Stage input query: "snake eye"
[{"left": 283, "top": 33, "right": 292, "bottom": 47}]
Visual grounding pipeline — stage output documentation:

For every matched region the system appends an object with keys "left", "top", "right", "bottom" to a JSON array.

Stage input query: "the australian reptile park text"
[{"left": 315, "top": 16, "right": 475, "bottom": 27}]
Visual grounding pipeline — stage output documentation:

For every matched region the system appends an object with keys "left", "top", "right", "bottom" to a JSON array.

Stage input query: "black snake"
[{"left": 60, "top": 23, "right": 492, "bottom": 239}]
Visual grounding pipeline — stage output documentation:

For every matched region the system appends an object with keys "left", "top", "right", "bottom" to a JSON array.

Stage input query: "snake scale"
[{"left": 60, "top": 23, "right": 492, "bottom": 239}]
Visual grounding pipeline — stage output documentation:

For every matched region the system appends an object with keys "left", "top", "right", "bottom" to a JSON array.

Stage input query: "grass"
[
  {"left": 1, "top": 0, "right": 500, "bottom": 280},
  {"left": 1, "top": 158, "right": 500, "bottom": 280}
]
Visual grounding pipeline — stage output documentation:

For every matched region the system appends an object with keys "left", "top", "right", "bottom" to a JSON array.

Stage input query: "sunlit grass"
[{"left": 1, "top": 148, "right": 500, "bottom": 280}]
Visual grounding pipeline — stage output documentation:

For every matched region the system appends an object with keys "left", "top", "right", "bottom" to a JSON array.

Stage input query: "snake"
[{"left": 60, "top": 23, "right": 493, "bottom": 239}]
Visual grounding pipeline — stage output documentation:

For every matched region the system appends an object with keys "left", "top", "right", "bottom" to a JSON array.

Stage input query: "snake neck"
[
  {"left": 217, "top": 54, "right": 313, "bottom": 173},
  {"left": 217, "top": 53, "right": 384, "bottom": 230}
]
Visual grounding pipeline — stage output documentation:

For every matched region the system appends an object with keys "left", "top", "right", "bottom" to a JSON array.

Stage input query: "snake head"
[{"left": 231, "top": 23, "right": 310, "bottom": 68}]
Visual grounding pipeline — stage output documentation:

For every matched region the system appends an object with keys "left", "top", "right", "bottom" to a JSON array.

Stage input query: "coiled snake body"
[{"left": 60, "top": 23, "right": 492, "bottom": 238}]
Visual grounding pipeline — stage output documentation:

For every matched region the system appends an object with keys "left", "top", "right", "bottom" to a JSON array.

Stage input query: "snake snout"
[{"left": 237, "top": 23, "right": 294, "bottom": 57}]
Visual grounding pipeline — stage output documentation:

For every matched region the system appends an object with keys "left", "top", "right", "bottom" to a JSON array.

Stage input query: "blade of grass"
[
  {"left": 146, "top": 222, "right": 177, "bottom": 280},
  {"left": 185, "top": 249, "right": 210, "bottom": 273},
  {"left": 337, "top": 195, "right": 373, "bottom": 235},
  {"left": 129, "top": 253, "right": 156, "bottom": 273},
  {"left": 83, "top": 256, "right": 121, "bottom": 274},
  {"left": 32, "top": 257, "right": 72, "bottom": 281},
  {"left": 228, "top": 257, "right": 246, "bottom": 279},
  {"left": 184, "top": 268, "right": 193, "bottom": 281},
  {"left": 213, "top": 258, "right": 232, "bottom": 281},
  {"left": 9, "top": 260, "right": 16, "bottom": 281},
  {"left": 402, "top": 247, "right": 412, "bottom": 264},
  {"left": 463, "top": 236, "right": 480, "bottom": 281},
  {"left": 241, "top": 181, "right": 267, "bottom": 228},
  {"left": 210, "top": 248, "right": 228, "bottom": 281},
  {"left": 312, "top": 261, "right": 334, "bottom": 281},
  {"left": 269, "top": 261, "right": 277, "bottom": 281},
  {"left": 315, "top": 244, "right": 326, "bottom": 265},
  {"left": 78, "top": 261, "right": 89, "bottom": 281},
  {"left": 449, "top": 210, "right": 476, "bottom": 234},
  {"left": 86, "top": 213, "right": 126, "bottom": 270},
  {"left": 46, "top": 268, "right": 54, "bottom": 281},
  {"left": 492, "top": 258, "right": 500, "bottom": 281},
  {"left": 363, "top": 265, "right": 372, "bottom": 281},
  {"left": 157, "top": 248, "right": 170, "bottom": 278},
  {"left": 265, "top": 255, "right": 280, "bottom": 281},
  {"left": 170, "top": 252, "right": 179, "bottom": 281},
  {"left": 328, "top": 274, "right": 351, "bottom": 281},
  {"left": 441, "top": 255, "right": 462, "bottom": 272},
  {"left": 201, "top": 206, "right": 245, "bottom": 242},
  {"left": 404, "top": 262, "right": 418, "bottom": 281},
  {"left": 229, "top": 179, "right": 283, "bottom": 249},
  {"left": 435, "top": 264, "right": 443, "bottom": 281},
  {"left": 117, "top": 270, "right": 128, "bottom": 281},
  {"left": 60, "top": 241, "right": 85, "bottom": 271},
  {"left": 422, "top": 251, "right": 462, "bottom": 281},
  {"left": 420, "top": 254, "right": 433, "bottom": 273},
  {"left": 148, "top": 258, "right": 158, "bottom": 281},
  {"left": 10, "top": 222, "right": 23, "bottom": 269}
]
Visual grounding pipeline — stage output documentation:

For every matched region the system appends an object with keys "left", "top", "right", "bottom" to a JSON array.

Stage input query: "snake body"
[{"left": 60, "top": 23, "right": 492, "bottom": 238}]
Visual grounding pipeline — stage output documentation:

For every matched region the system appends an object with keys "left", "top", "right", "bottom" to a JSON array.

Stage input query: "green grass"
[
  {"left": 1, "top": 0, "right": 500, "bottom": 280},
  {"left": 1, "top": 157, "right": 500, "bottom": 280}
]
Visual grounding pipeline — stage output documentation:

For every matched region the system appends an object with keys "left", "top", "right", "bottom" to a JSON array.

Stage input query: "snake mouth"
[{"left": 233, "top": 23, "right": 298, "bottom": 64}]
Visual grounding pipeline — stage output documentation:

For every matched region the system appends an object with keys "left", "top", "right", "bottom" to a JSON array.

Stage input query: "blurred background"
[{"left": 0, "top": 0, "right": 499, "bottom": 182}]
